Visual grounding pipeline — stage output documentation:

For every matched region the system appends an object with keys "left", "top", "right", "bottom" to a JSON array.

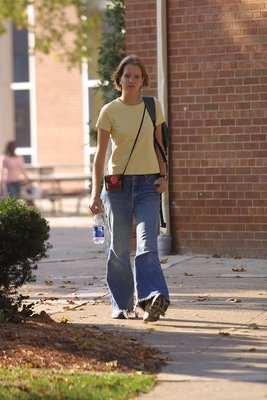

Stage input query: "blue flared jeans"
[
  {"left": 6, "top": 182, "right": 21, "bottom": 199},
  {"left": 101, "top": 174, "right": 169, "bottom": 312}
]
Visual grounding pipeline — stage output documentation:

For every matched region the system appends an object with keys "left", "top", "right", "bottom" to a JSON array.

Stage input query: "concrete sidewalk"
[{"left": 20, "top": 215, "right": 267, "bottom": 400}]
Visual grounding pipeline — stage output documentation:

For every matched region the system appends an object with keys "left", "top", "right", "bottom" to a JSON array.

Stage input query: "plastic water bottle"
[{"left": 92, "top": 214, "right": 105, "bottom": 244}]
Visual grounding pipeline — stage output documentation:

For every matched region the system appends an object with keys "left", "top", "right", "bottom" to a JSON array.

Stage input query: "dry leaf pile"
[{"left": 0, "top": 314, "right": 165, "bottom": 374}]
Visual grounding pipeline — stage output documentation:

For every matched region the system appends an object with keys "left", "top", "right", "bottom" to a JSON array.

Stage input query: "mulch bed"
[{"left": 0, "top": 314, "right": 166, "bottom": 373}]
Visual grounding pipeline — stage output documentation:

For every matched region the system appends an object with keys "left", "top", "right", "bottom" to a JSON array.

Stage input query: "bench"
[
  {"left": 26, "top": 164, "right": 92, "bottom": 215},
  {"left": 42, "top": 188, "right": 90, "bottom": 215}
]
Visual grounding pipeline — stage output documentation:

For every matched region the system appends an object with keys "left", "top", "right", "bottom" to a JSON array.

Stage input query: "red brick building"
[{"left": 125, "top": 0, "right": 267, "bottom": 258}]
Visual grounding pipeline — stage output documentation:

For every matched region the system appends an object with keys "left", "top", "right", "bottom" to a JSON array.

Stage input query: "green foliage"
[
  {"left": 0, "top": 197, "right": 51, "bottom": 292},
  {"left": 0, "top": 197, "right": 51, "bottom": 321},
  {"left": 0, "top": 0, "right": 102, "bottom": 69},
  {"left": 0, "top": 369, "right": 156, "bottom": 399},
  {"left": 0, "top": 0, "right": 28, "bottom": 34},
  {"left": 0, "top": 292, "right": 34, "bottom": 322},
  {"left": 97, "top": 0, "right": 126, "bottom": 102}
]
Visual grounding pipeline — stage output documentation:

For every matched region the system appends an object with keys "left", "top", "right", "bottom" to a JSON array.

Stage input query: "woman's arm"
[{"left": 88, "top": 128, "right": 110, "bottom": 213}]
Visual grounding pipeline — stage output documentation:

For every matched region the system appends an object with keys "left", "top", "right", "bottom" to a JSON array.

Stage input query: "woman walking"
[
  {"left": 0, "top": 141, "right": 29, "bottom": 199},
  {"left": 89, "top": 55, "right": 170, "bottom": 322}
]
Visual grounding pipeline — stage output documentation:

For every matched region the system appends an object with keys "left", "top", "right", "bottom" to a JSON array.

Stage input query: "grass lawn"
[{"left": 0, "top": 368, "right": 156, "bottom": 400}]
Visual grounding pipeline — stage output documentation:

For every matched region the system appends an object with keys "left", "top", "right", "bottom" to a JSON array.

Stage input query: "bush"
[
  {"left": 0, "top": 197, "right": 51, "bottom": 290},
  {"left": 0, "top": 198, "right": 52, "bottom": 321}
]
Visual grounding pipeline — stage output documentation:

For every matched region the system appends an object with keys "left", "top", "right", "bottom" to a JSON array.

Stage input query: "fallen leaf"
[
  {"left": 226, "top": 298, "right": 242, "bottom": 303},
  {"left": 58, "top": 316, "right": 69, "bottom": 323},
  {"left": 160, "top": 258, "right": 168, "bottom": 264},
  {"left": 197, "top": 296, "right": 209, "bottom": 302},
  {"left": 219, "top": 331, "right": 231, "bottom": 336},
  {"left": 247, "top": 323, "right": 259, "bottom": 330},
  {"left": 184, "top": 272, "right": 194, "bottom": 276},
  {"left": 41, "top": 297, "right": 58, "bottom": 302},
  {"left": 44, "top": 280, "right": 54, "bottom": 286},
  {"left": 232, "top": 267, "right": 246, "bottom": 272},
  {"left": 63, "top": 306, "right": 76, "bottom": 311},
  {"left": 242, "top": 347, "right": 256, "bottom": 352},
  {"left": 24, "top": 362, "right": 33, "bottom": 368}
]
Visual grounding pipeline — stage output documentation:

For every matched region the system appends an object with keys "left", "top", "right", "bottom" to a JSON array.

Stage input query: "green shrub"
[
  {"left": 0, "top": 197, "right": 52, "bottom": 321},
  {"left": 0, "top": 197, "right": 51, "bottom": 291}
]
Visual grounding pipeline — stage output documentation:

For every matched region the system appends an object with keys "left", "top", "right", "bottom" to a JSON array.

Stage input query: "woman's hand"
[
  {"left": 88, "top": 195, "right": 103, "bottom": 215},
  {"left": 154, "top": 176, "right": 168, "bottom": 193},
  {"left": 88, "top": 128, "right": 110, "bottom": 215}
]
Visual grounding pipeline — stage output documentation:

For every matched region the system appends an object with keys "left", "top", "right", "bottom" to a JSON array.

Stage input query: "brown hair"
[
  {"left": 112, "top": 55, "right": 149, "bottom": 91},
  {"left": 4, "top": 141, "right": 17, "bottom": 157}
]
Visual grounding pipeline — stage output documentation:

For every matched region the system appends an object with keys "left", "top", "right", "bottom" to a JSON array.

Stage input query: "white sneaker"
[{"left": 111, "top": 309, "right": 128, "bottom": 319}]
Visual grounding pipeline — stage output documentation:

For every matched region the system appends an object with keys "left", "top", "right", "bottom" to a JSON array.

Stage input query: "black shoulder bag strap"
[
  {"left": 143, "top": 96, "right": 167, "bottom": 228},
  {"left": 143, "top": 96, "right": 167, "bottom": 164},
  {"left": 122, "top": 105, "right": 146, "bottom": 175}
]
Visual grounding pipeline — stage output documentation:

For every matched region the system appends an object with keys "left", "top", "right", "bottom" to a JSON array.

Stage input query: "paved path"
[{"left": 20, "top": 216, "right": 267, "bottom": 400}]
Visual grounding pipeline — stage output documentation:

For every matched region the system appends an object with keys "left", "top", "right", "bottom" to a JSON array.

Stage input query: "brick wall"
[
  {"left": 125, "top": 0, "right": 267, "bottom": 258},
  {"left": 35, "top": 54, "right": 84, "bottom": 166},
  {"left": 35, "top": 4, "right": 84, "bottom": 167},
  {"left": 125, "top": 0, "right": 158, "bottom": 93}
]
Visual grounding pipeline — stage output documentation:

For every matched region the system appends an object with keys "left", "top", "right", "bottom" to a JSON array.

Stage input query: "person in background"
[
  {"left": 88, "top": 54, "right": 170, "bottom": 322},
  {"left": 0, "top": 140, "right": 29, "bottom": 199}
]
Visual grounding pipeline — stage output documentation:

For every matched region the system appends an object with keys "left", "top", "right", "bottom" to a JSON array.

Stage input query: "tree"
[
  {"left": 0, "top": 0, "right": 126, "bottom": 82},
  {"left": 97, "top": 0, "right": 125, "bottom": 102},
  {"left": 0, "top": 0, "right": 102, "bottom": 69}
]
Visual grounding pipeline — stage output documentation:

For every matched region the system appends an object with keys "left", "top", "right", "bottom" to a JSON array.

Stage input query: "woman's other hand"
[{"left": 154, "top": 176, "right": 168, "bottom": 193}]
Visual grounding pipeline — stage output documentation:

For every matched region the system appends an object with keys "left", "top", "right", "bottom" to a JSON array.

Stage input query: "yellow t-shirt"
[{"left": 96, "top": 98, "right": 165, "bottom": 175}]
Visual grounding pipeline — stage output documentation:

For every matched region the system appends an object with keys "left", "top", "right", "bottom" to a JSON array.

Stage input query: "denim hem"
[
  {"left": 134, "top": 295, "right": 155, "bottom": 312},
  {"left": 137, "top": 295, "right": 155, "bottom": 304}
]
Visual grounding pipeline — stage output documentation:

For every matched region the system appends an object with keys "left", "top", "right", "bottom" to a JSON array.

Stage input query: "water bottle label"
[{"left": 93, "top": 225, "right": 104, "bottom": 238}]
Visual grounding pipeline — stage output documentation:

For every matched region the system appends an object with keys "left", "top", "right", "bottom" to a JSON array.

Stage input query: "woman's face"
[{"left": 120, "top": 64, "right": 144, "bottom": 95}]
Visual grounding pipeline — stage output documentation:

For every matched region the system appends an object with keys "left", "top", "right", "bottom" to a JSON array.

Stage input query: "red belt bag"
[
  {"left": 104, "top": 174, "right": 123, "bottom": 192},
  {"left": 104, "top": 105, "right": 146, "bottom": 193}
]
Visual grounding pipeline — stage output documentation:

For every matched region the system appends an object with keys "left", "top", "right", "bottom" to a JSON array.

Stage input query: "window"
[
  {"left": 12, "top": 25, "right": 29, "bottom": 82},
  {"left": 12, "top": 23, "right": 32, "bottom": 162},
  {"left": 14, "top": 90, "right": 30, "bottom": 147}
]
